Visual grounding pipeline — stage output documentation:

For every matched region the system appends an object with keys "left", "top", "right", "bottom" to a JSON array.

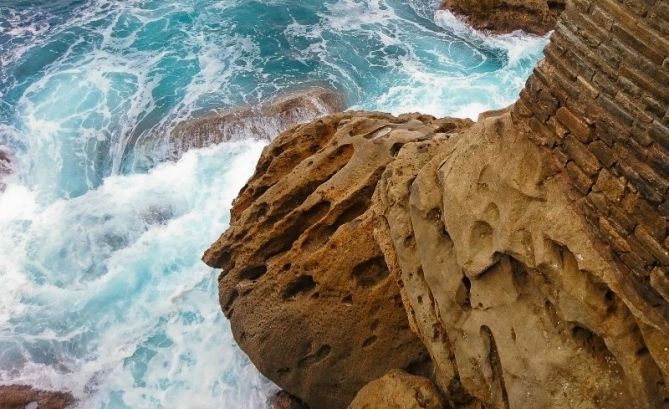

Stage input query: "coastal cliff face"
[
  {"left": 205, "top": 0, "right": 669, "bottom": 408},
  {"left": 441, "top": 0, "right": 567, "bottom": 34}
]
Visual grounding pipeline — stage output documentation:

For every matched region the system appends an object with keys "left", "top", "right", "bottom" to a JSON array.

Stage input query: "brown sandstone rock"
[
  {"left": 373, "top": 112, "right": 669, "bottom": 408},
  {"left": 203, "top": 111, "right": 472, "bottom": 409},
  {"left": 160, "top": 87, "right": 344, "bottom": 160},
  {"left": 441, "top": 0, "right": 566, "bottom": 35},
  {"left": 0, "top": 385, "right": 74, "bottom": 409},
  {"left": 347, "top": 369, "right": 444, "bottom": 409}
]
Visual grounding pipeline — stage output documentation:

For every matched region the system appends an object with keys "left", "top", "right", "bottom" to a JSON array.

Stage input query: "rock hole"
[
  {"left": 342, "top": 294, "right": 353, "bottom": 305},
  {"left": 352, "top": 256, "right": 389, "bottom": 288},
  {"left": 298, "top": 345, "right": 331, "bottom": 368},
  {"left": 362, "top": 335, "right": 378, "bottom": 348},
  {"left": 390, "top": 142, "right": 403, "bottom": 157},
  {"left": 571, "top": 325, "right": 608, "bottom": 356},
  {"left": 456, "top": 275, "right": 472, "bottom": 308},
  {"left": 283, "top": 275, "right": 316, "bottom": 299},
  {"left": 261, "top": 201, "right": 331, "bottom": 259},
  {"left": 239, "top": 265, "right": 267, "bottom": 281},
  {"left": 636, "top": 346, "right": 649, "bottom": 356}
]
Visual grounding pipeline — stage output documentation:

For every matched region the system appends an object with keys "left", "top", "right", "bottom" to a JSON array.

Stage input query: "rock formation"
[
  {"left": 141, "top": 87, "right": 343, "bottom": 162},
  {"left": 441, "top": 0, "right": 567, "bottom": 35},
  {"left": 0, "top": 385, "right": 74, "bottom": 409},
  {"left": 347, "top": 369, "right": 445, "bottom": 409},
  {"left": 203, "top": 112, "right": 472, "bottom": 409},
  {"left": 206, "top": 0, "right": 669, "bottom": 408}
]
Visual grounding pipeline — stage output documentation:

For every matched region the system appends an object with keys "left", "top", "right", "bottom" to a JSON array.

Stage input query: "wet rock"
[
  {"left": 0, "top": 146, "right": 12, "bottom": 192},
  {"left": 203, "top": 111, "right": 472, "bottom": 409},
  {"left": 165, "top": 87, "right": 344, "bottom": 160},
  {"left": 441, "top": 0, "right": 566, "bottom": 35},
  {"left": 0, "top": 385, "right": 74, "bottom": 409},
  {"left": 347, "top": 369, "right": 444, "bottom": 409}
]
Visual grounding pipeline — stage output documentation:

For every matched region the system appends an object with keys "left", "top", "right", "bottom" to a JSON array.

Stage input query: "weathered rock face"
[
  {"left": 203, "top": 112, "right": 472, "bottom": 409},
  {"left": 270, "top": 391, "right": 308, "bottom": 409},
  {"left": 0, "top": 385, "right": 74, "bottom": 409},
  {"left": 347, "top": 369, "right": 445, "bottom": 409},
  {"left": 374, "top": 112, "right": 669, "bottom": 408},
  {"left": 441, "top": 0, "right": 566, "bottom": 35},
  {"left": 158, "top": 87, "right": 343, "bottom": 161}
]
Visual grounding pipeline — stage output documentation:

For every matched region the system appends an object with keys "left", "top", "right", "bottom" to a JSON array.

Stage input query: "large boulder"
[{"left": 203, "top": 111, "right": 472, "bottom": 409}]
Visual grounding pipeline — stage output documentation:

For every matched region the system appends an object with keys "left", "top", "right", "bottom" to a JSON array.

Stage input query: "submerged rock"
[
  {"left": 0, "top": 146, "right": 12, "bottom": 192},
  {"left": 0, "top": 385, "right": 74, "bottom": 409},
  {"left": 270, "top": 391, "right": 308, "bottom": 409},
  {"left": 203, "top": 111, "right": 472, "bottom": 409},
  {"left": 441, "top": 0, "right": 566, "bottom": 35},
  {"left": 347, "top": 369, "right": 444, "bottom": 409},
  {"left": 165, "top": 87, "right": 344, "bottom": 160}
]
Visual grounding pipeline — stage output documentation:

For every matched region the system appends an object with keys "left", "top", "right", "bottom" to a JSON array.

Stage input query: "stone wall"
[{"left": 513, "top": 0, "right": 669, "bottom": 333}]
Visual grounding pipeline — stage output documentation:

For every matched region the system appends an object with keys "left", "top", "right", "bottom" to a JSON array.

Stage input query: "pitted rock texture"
[
  {"left": 347, "top": 369, "right": 445, "bottom": 409},
  {"left": 203, "top": 112, "right": 472, "bottom": 409},
  {"left": 140, "top": 87, "right": 343, "bottom": 162},
  {"left": 373, "top": 112, "right": 669, "bottom": 408},
  {"left": 270, "top": 391, "right": 308, "bottom": 409},
  {"left": 441, "top": 0, "right": 566, "bottom": 35},
  {"left": 0, "top": 385, "right": 74, "bottom": 409}
]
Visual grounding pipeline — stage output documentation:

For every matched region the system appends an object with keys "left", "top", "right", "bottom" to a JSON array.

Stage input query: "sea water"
[{"left": 0, "top": 0, "right": 548, "bottom": 407}]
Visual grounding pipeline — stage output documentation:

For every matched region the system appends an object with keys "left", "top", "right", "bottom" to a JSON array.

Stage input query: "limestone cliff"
[{"left": 205, "top": 0, "right": 669, "bottom": 408}]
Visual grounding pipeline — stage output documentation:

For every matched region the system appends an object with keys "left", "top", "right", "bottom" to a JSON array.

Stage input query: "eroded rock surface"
[
  {"left": 374, "top": 112, "right": 669, "bottom": 408},
  {"left": 0, "top": 385, "right": 74, "bottom": 409},
  {"left": 441, "top": 0, "right": 566, "bottom": 35},
  {"left": 347, "top": 369, "right": 444, "bottom": 409},
  {"left": 203, "top": 112, "right": 472, "bottom": 409}
]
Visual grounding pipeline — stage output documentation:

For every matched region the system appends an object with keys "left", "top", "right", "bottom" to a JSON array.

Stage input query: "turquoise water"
[{"left": 0, "top": 0, "right": 547, "bottom": 407}]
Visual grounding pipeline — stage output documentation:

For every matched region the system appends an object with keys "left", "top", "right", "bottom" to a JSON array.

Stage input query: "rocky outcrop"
[
  {"left": 347, "top": 369, "right": 444, "bottom": 409},
  {"left": 0, "top": 385, "right": 74, "bottom": 409},
  {"left": 205, "top": 0, "right": 669, "bottom": 408},
  {"left": 441, "top": 0, "right": 567, "bottom": 35},
  {"left": 203, "top": 112, "right": 472, "bottom": 409},
  {"left": 154, "top": 87, "right": 343, "bottom": 161},
  {"left": 373, "top": 111, "right": 668, "bottom": 408}
]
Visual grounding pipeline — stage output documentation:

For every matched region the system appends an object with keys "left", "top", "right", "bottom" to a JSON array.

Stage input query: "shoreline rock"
[
  {"left": 203, "top": 111, "right": 472, "bottom": 409},
  {"left": 148, "top": 87, "right": 344, "bottom": 162},
  {"left": 347, "top": 369, "right": 445, "bottom": 409},
  {"left": 0, "top": 385, "right": 74, "bottom": 409},
  {"left": 440, "top": 0, "right": 566, "bottom": 35}
]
